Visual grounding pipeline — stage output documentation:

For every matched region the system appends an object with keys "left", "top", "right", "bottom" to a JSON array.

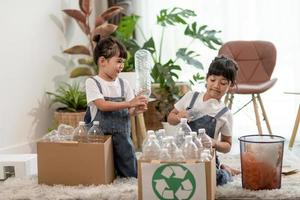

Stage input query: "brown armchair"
[{"left": 219, "top": 41, "right": 277, "bottom": 135}]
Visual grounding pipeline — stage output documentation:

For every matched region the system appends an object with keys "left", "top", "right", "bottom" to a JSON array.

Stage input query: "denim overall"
[
  {"left": 187, "top": 92, "right": 231, "bottom": 185},
  {"left": 84, "top": 77, "right": 137, "bottom": 178}
]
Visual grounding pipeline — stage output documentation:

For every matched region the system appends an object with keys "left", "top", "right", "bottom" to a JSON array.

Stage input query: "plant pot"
[{"left": 54, "top": 111, "right": 86, "bottom": 128}]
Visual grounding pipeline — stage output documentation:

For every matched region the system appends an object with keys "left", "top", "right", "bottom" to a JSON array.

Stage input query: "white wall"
[{"left": 0, "top": 0, "right": 87, "bottom": 153}]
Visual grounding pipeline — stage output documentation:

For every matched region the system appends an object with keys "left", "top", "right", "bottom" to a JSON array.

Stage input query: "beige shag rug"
[{"left": 1, "top": 152, "right": 300, "bottom": 200}]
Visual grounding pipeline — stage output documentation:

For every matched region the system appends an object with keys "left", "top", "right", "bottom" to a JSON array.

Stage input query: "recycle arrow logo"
[{"left": 152, "top": 163, "right": 196, "bottom": 200}]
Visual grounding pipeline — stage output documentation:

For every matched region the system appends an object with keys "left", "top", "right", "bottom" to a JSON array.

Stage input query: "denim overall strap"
[
  {"left": 84, "top": 77, "right": 137, "bottom": 178},
  {"left": 186, "top": 91, "right": 200, "bottom": 110},
  {"left": 215, "top": 107, "right": 229, "bottom": 119}
]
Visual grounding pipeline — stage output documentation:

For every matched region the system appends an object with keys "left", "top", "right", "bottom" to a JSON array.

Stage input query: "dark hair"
[
  {"left": 93, "top": 35, "right": 127, "bottom": 65},
  {"left": 207, "top": 55, "right": 238, "bottom": 86}
]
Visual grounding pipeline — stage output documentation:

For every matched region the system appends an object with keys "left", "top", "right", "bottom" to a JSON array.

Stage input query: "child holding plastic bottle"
[
  {"left": 84, "top": 35, "right": 148, "bottom": 178},
  {"left": 167, "top": 55, "right": 240, "bottom": 185}
]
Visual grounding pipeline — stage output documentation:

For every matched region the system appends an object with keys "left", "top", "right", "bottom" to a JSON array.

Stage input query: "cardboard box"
[
  {"left": 138, "top": 152, "right": 216, "bottom": 200},
  {"left": 37, "top": 136, "right": 115, "bottom": 185},
  {"left": 0, "top": 154, "right": 37, "bottom": 180}
]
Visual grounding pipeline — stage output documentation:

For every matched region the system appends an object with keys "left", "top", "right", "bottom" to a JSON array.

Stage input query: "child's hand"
[
  {"left": 129, "top": 95, "right": 148, "bottom": 108},
  {"left": 177, "top": 110, "right": 188, "bottom": 120}
]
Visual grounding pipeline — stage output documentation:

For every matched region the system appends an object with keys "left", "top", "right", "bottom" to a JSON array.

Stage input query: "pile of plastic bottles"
[
  {"left": 43, "top": 121, "right": 104, "bottom": 143},
  {"left": 141, "top": 118, "right": 213, "bottom": 162}
]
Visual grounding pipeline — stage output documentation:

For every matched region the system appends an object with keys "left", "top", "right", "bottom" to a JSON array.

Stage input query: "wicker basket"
[{"left": 54, "top": 111, "right": 86, "bottom": 128}]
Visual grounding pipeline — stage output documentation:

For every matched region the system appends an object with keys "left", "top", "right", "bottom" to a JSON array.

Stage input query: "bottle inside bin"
[
  {"left": 87, "top": 121, "right": 104, "bottom": 143},
  {"left": 73, "top": 121, "right": 88, "bottom": 143},
  {"left": 159, "top": 148, "right": 171, "bottom": 162}
]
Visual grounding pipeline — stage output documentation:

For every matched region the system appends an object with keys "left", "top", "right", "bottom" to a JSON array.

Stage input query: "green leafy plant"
[
  {"left": 117, "top": 7, "right": 222, "bottom": 121},
  {"left": 47, "top": 82, "right": 87, "bottom": 112},
  {"left": 62, "top": 0, "right": 124, "bottom": 78}
]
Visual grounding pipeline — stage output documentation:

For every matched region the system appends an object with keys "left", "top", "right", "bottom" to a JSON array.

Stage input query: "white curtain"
[{"left": 132, "top": 0, "right": 300, "bottom": 140}]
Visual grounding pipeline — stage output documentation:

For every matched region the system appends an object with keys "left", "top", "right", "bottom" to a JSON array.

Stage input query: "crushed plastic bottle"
[
  {"left": 73, "top": 121, "right": 88, "bottom": 143},
  {"left": 135, "top": 49, "right": 152, "bottom": 98}
]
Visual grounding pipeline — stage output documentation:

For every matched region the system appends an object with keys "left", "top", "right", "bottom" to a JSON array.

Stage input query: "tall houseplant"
[
  {"left": 120, "top": 8, "right": 222, "bottom": 122},
  {"left": 62, "top": 0, "right": 124, "bottom": 77}
]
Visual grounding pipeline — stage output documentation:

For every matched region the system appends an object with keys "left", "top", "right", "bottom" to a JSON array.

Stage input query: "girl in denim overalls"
[
  {"left": 84, "top": 36, "right": 148, "bottom": 178},
  {"left": 168, "top": 56, "right": 240, "bottom": 185}
]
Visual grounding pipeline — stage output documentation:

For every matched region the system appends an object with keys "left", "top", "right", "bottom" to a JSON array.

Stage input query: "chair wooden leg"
[
  {"left": 289, "top": 105, "right": 300, "bottom": 149},
  {"left": 252, "top": 94, "right": 263, "bottom": 135},
  {"left": 227, "top": 93, "right": 234, "bottom": 109},
  {"left": 257, "top": 94, "right": 273, "bottom": 135},
  {"left": 224, "top": 93, "right": 230, "bottom": 105}
]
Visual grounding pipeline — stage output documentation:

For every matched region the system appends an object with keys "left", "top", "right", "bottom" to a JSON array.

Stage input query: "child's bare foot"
[{"left": 221, "top": 164, "right": 241, "bottom": 176}]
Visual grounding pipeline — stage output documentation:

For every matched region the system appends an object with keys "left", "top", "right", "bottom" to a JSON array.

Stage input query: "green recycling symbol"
[{"left": 152, "top": 163, "right": 196, "bottom": 200}]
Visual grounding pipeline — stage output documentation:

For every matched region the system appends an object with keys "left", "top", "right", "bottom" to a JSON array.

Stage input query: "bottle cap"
[
  {"left": 79, "top": 121, "right": 85, "bottom": 126},
  {"left": 147, "top": 130, "right": 155, "bottom": 135},
  {"left": 190, "top": 132, "right": 197, "bottom": 137}
]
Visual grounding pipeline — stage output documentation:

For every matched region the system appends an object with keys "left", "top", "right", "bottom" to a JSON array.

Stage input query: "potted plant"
[
  {"left": 117, "top": 8, "right": 222, "bottom": 129},
  {"left": 47, "top": 82, "right": 87, "bottom": 128}
]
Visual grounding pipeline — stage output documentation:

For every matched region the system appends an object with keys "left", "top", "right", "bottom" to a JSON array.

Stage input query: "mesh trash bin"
[{"left": 239, "top": 134, "right": 285, "bottom": 190}]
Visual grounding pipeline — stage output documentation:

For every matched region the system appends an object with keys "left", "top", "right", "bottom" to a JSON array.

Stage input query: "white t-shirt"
[
  {"left": 85, "top": 75, "right": 134, "bottom": 121},
  {"left": 174, "top": 91, "right": 233, "bottom": 139}
]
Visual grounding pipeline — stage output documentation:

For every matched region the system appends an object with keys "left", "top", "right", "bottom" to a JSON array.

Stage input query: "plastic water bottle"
[
  {"left": 87, "top": 121, "right": 104, "bottom": 143},
  {"left": 198, "top": 128, "right": 213, "bottom": 161},
  {"left": 143, "top": 135, "right": 161, "bottom": 160},
  {"left": 165, "top": 136, "right": 178, "bottom": 160},
  {"left": 156, "top": 129, "right": 165, "bottom": 147},
  {"left": 159, "top": 148, "right": 171, "bottom": 161},
  {"left": 175, "top": 128, "right": 185, "bottom": 149},
  {"left": 174, "top": 149, "right": 185, "bottom": 162},
  {"left": 142, "top": 130, "right": 156, "bottom": 150},
  {"left": 179, "top": 118, "right": 192, "bottom": 135},
  {"left": 190, "top": 131, "right": 203, "bottom": 157},
  {"left": 73, "top": 121, "right": 88, "bottom": 143},
  {"left": 182, "top": 135, "right": 198, "bottom": 159},
  {"left": 135, "top": 49, "right": 152, "bottom": 98}
]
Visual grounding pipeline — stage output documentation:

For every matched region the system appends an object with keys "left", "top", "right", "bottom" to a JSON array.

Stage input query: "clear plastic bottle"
[
  {"left": 87, "top": 121, "right": 104, "bottom": 143},
  {"left": 198, "top": 128, "right": 212, "bottom": 161},
  {"left": 134, "top": 49, "right": 152, "bottom": 98},
  {"left": 159, "top": 148, "right": 171, "bottom": 162},
  {"left": 165, "top": 136, "right": 179, "bottom": 160},
  {"left": 73, "top": 121, "right": 88, "bottom": 143},
  {"left": 174, "top": 149, "right": 185, "bottom": 162},
  {"left": 142, "top": 130, "right": 156, "bottom": 150},
  {"left": 175, "top": 128, "right": 185, "bottom": 149},
  {"left": 190, "top": 131, "right": 203, "bottom": 159},
  {"left": 179, "top": 118, "right": 192, "bottom": 136},
  {"left": 182, "top": 135, "right": 198, "bottom": 160},
  {"left": 156, "top": 129, "right": 165, "bottom": 147},
  {"left": 143, "top": 135, "right": 161, "bottom": 160}
]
